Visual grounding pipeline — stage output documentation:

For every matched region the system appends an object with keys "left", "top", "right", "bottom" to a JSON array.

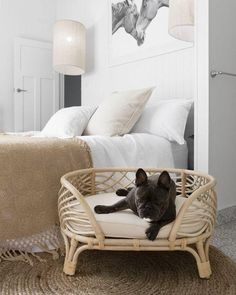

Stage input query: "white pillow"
[
  {"left": 40, "top": 106, "right": 96, "bottom": 138},
  {"left": 131, "top": 99, "right": 193, "bottom": 144},
  {"left": 84, "top": 87, "right": 155, "bottom": 136}
]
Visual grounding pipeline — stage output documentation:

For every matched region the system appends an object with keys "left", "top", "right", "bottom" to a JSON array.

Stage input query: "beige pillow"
[{"left": 84, "top": 87, "right": 154, "bottom": 136}]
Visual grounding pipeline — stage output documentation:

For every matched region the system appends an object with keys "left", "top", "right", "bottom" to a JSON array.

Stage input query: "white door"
[
  {"left": 196, "top": 0, "right": 236, "bottom": 209},
  {"left": 14, "top": 38, "right": 59, "bottom": 132}
]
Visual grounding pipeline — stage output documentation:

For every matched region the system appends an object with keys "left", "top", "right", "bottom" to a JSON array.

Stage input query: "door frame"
[{"left": 194, "top": 0, "right": 209, "bottom": 172}]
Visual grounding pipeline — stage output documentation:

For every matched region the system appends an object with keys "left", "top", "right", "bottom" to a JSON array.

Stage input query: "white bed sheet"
[{"left": 81, "top": 133, "right": 188, "bottom": 169}]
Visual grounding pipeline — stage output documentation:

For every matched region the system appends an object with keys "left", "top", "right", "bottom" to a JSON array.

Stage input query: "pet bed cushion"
[
  {"left": 69, "top": 192, "right": 205, "bottom": 239},
  {"left": 84, "top": 87, "right": 154, "bottom": 136}
]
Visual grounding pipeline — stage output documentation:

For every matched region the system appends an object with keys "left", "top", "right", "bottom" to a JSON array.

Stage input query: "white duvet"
[
  {"left": 81, "top": 133, "right": 188, "bottom": 169},
  {"left": 5, "top": 131, "right": 188, "bottom": 168}
]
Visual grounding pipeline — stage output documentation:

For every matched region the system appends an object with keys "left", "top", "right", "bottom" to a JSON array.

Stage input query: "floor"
[{"left": 212, "top": 220, "right": 236, "bottom": 262}]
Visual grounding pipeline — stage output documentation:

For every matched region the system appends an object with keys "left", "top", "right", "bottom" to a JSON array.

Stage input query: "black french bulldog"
[{"left": 94, "top": 168, "right": 176, "bottom": 241}]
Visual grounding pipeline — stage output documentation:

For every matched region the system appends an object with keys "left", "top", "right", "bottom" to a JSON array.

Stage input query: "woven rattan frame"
[{"left": 58, "top": 168, "right": 217, "bottom": 278}]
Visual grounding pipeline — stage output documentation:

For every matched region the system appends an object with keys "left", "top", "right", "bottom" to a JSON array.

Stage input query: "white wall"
[
  {"left": 0, "top": 0, "right": 57, "bottom": 131},
  {"left": 56, "top": 0, "right": 194, "bottom": 107}
]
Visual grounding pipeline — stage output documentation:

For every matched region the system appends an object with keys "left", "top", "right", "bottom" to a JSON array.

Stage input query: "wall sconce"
[
  {"left": 53, "top": 20, "right": 86, "bottom": 75},
  {"left": 168, "top": 0, "right": 194, "bottom": 42}
]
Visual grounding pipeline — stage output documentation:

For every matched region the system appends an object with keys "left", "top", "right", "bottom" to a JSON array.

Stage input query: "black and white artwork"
[
  {"left": 110, "top": 0, "right": 190, "bottom": 65},
  {"left": 112, "top": 0, "right": 169, "bottom": 46}
]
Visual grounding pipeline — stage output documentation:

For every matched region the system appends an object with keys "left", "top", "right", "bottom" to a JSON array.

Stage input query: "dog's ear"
[
  {"left": 158, "top": 171, "right": 171, "bottom": 190},
  {"left": 135, "top": 168, "right": 148, "bottom": 186}
]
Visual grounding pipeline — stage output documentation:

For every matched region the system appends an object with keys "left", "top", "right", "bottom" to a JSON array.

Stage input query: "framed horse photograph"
[{"left": 109, "top": 0, "right": 192, "bottom": 66}]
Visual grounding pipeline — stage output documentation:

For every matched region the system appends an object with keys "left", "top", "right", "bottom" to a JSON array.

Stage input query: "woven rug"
[{"left": 0, "top": 246, "right": 235, "bottom": 295}]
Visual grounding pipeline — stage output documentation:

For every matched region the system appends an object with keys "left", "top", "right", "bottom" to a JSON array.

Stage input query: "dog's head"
[{"left": 134, "top": 168, "right": 172, "bottom": 221}]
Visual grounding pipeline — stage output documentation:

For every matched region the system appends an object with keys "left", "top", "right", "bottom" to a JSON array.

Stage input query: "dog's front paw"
[
  {"left": 145, "top": 226, "right": 159, "bottom": 241},
  {"left": 116, "top": 189, "right": 128, "bottom": 196},
  {"left": 94, "top": 205, "right": 109, "bottom": 214}
]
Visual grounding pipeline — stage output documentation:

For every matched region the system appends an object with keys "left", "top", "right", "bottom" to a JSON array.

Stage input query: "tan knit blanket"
[{"left": 0, "top": 135, "right": 92, "bottom": 243}]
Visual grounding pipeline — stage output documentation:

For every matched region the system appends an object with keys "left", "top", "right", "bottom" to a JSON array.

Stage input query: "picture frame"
[{"left": 108, "top": 0, "right": 193, "bottom": 67}]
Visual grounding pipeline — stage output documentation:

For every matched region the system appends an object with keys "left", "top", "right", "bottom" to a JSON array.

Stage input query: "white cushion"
[
  {"left": 84, "top": 87, "right": 154, "bottom": 136},
  {"left": 131, "top": 99, "right": 193, "bottom": 144},
  {"left": 40, "top": 106, "right": 96, "bottom": 138},
  {"left": 70, "top": 192, "right": 205, "bottom": 240}
]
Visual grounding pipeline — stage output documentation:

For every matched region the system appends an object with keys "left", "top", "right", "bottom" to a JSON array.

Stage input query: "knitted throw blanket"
[{"left": 0, "top": 135, "right": 92, "bottom": 261}]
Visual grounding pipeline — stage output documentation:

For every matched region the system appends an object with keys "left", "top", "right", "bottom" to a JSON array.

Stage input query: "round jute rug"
[{"left": 0, "top": 246, "right": 235, "bottom": 295}]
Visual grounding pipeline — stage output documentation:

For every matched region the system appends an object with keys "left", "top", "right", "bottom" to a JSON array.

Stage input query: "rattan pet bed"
[{"left": 58, "top": 168, "right": 217, "bottom": 278}]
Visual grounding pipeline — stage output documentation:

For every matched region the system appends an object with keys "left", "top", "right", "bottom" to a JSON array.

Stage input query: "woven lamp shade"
[
  {"left": 53, "top": 20, "right": 86, "bottom": 76},
  {"left": 169, "top": 0, "right": 194, "bottom": 42}
]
